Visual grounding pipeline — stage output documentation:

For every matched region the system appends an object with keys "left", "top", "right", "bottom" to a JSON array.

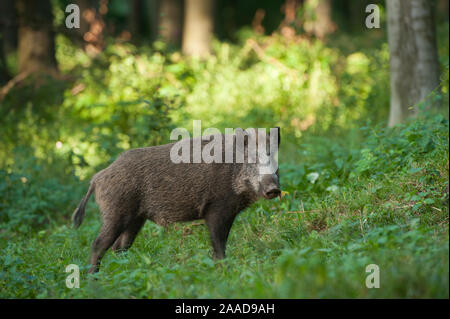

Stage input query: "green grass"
[{"left": 0, "top": 116, "right": 448, "bottom": 298}]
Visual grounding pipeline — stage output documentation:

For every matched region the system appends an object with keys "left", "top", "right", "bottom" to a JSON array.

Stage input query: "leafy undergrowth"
[{"left": 0, "top": 115, "right": 448, "bottom": 298}]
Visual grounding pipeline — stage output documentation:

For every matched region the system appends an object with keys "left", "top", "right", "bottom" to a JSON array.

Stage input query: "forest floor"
[{"left": 1, "top": 114, "right": 448, "bottom": 298}]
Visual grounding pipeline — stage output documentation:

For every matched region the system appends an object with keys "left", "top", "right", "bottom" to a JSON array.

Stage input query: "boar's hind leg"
[
  {"left": 111, "top": 217, "right": 146, "bottom": 253},
  {"left": 205, "top": 204, "right": 237, "bottom": 260},
  {"left": 88, "top": 221, "right": 123, "bottom": 273}
]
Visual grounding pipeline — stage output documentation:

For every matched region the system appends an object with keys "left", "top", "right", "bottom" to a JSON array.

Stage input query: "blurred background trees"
[
  {"left": 157, "top": 0, "right": 183, "bottom": 46},
  {"left": 15, "top": 0, "right": 57, "bottom": 74},
  {"left": 386, "top": 0, "right": 441, "bottom": 126},
  {"left": 1, "top": 0, "right": 447, "bottom": 124},
  {"left": 0, "top": 0, "right": 16, "bottom": 55},
  {"left": 182, "top": 0, "right": 214, "bottom": 57},
  {"left": 0, "top": 36, "right": 10, "bottom": 84},
  {"left": 0, "top": 0, "right": 448, "bottom": 155}
]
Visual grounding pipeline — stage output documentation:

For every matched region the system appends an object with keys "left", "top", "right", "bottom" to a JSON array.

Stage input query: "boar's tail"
[{"left": 72, "top": 182, "right": 95, "bottom": 229}]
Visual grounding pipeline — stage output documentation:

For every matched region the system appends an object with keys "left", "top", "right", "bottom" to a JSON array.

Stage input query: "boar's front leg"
[{"left": 204, "top": 203, "right": 237, "bottom": 260}]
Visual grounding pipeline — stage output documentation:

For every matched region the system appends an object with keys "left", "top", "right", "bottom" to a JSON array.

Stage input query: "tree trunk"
[
  {"left": 182, "top": 0, "right": 214, "bottom": 57},
  {"left": 279, "top": 0, "right": 301, "bottom": 38},
  {"left": 158, "top": 0, "right": 183, "bottom": 46},
  {"left": 304, "top": 0, "right": 336, "bottom": 39},
  {"left": 437, "top": 0, "right": 449, "bottom": 21},
  {"left": 0, "top": 35, "right": 10, "bottom": 84},
  {"left": 387, "top": 0, "right": 441, "bottom": 127},
  {"left": 0, "top": 0, "right": 17, "bottom": 54},
  {"left": 129, "top": 0, "right": 144, "bottom": 41},
  {"left": 16, "top": 0, "right": 57, "bottom": 74},
  {"left": 145, "top": 0, "right": 159, "bottom": 42}
]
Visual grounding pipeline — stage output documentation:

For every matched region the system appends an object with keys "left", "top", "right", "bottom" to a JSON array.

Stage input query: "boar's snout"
[
  {"left": 260, "top": 174, "right": 281, "bottom": 200},
  {"left": 263, "top": 186, "right": 281, "bottom": 199}
]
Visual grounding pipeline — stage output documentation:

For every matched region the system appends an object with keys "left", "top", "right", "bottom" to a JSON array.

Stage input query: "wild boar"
[{"left": 72, "top": 127, "right": 281, "bottom": 273}]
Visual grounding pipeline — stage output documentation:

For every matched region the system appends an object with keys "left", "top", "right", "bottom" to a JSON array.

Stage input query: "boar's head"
[{"left": 233, "top": 127, "right": 281, "bottom": 200}]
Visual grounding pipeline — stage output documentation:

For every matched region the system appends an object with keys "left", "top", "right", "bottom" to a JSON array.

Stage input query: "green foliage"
[
  {"left": 0, "top": 150, "right": 84, "bottom": 234},
  {"left": 181, "top": 35, "right": 390, "bottom": 139},
  {"left": 278, "top": 114, "right": 449, "bottom": 200},
  {"left": 1, "top": 38, "right": 187, "bottom": 179},
  {"left": 0, "top": 23, "right": 448, "bottom": 298},
  {"left": 0, "top": 115, "right": 448, "bottom": 298},
  {"left": 353, "top": 115, "right": 449, "bottom": 177}
]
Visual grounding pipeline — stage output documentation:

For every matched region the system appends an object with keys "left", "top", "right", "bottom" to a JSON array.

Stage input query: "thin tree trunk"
[
  {"left": 437, "top": 0, "right": 449, "bottom": 20},
  {"left": 182, "top": 0, "right": 214, "bottom": 57},
  {"left": 146, "top": 0, "right": 159, "bottom": 42},
  {"left": 279, "top": 0, "right": 301, "bottom": 38},
  {"left": 158, "top": 0, "right": 183, "bottom": 45},
  {"left": 0, "top": 0, "right": 13, "bottom": 83},
  {"left": 304, "top": 0, "right": 336, "bottom": 39},
  {"left": 16, "top": 0, "right": 57, "bottom": 74},
  {"left": 0, "top": 35, "right": 10, "bottom": 84},
  {"left": 387, "top": 0, "right": 441, "bottom": 127},
  {"left": 0, "top": 0, "right": 17, "bottom": 54},
  {"left": 129, "top": 0, "right": 144, "bottom": 41}
]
